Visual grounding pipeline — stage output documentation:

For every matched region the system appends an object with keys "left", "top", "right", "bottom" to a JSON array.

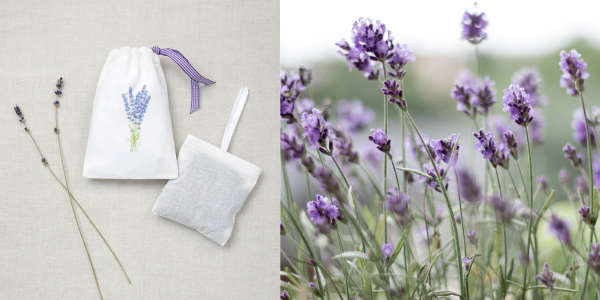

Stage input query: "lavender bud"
[
  {"left": 54, "top": 128, "right": 60, "bottom": 134},
  {"left": 589, "top": 244, "right": 600, "bottom": 274},
  {"left": 56, "top": 77, "right": 63, "bottom": 89},
  {"left": 280, "top": 222, "right": 286, "bottom": 236},
  {"left": 455, "top": 215, "right": 462, "bottom": 223},
  {"left": 535, "top": 262, "right": 555, "bottom": 291},
  {"left": 537, "top": 176, "right": 548, "bottom": 193},
  {"left": 559, "top": 49, "right": 589, "bottom": 96},
  {"left": 381, "top": 243, "right": 394, "bottom": 261},
  {"left": 580, "top": 206, "right": 592, "bottom": 226},
  {"left": 504, "top": 131, "right": 518, "bottom": 159},
  {"left": 563, "top": 143, "right": 583, "bottom": 168},
  {"left": 385, "top": 187, "right": 411, "bottom": 226},
  {"left": 502, "top": 85, "right": 533, "bottom": 127},
  {"left": 460, "top": 3, "right": 488, "bottom": 44},
  {"left": 369, "top": 128, "right": 391, "bottom": 155},
  {"left": 41, "top": 158, "right": 48, "bottom": 166},
  {"left": 280, "top": 291, "right": 290, "bottom": 300},
  {"left": 549, "top": 214, "right": 571, "bottom": 245},
  {"left": 55, "top": 90, "right": 62, "bottom": 96},
  {"left": 382, "top": 79, "right": 407, "bottom": 111},
  {"left": 462, "top": 256, "right": 472, "bottom": 272},
  {"left": 430, "top": 134, "right": 460, "bottom": 166},
  {"left": 466, "top": 229, "right": 478, "bottom": 245}
]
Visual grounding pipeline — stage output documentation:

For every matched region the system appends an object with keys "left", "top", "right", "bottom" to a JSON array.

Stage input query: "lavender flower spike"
[
  {"left": 457, "top": 169, "right": 481, "bottom": 204},
  {"left": 369, "top": 128, "right": 391, "bottom": 155},
  {"left": 563, "top": 143, "right": 584, "bottom": 168},
  {"left": 559, "top": 49, "right": 589, "bottom": 96},
  {"left": 14, "top": 105, "right": 25, "bottom": 123},
  {"left": 471, "top": 76, "right": 496, "bottom": 115},
  {"left": 462, "top": 256, "right": 472, "bottom": 271},
  {"left": 385, "top": 187, "right": 411, "bottom": 225},
  {"left": 382, "top": 79, "right": 407, "bottom": 111},
  {"left": 460, "top": 3, "right": 488, "bottom": 44},
  {"left": 580, "top": 206, "right": 592, "bottom": 226},
  {"left": 589, "top": 244, "right": 600, "bottom": 274},
  {"left": 351, "top": 17, "right": 395, "bottom": 61},
  {"left": 381, "top": 243, "right": 394, "bottom": 260},
  {"left": 466, "top": 229, "right": 478, "bottom": 245},
  {"left": 549, "top": 214, "right": 571, "bottom": 245},
  {"left": 502, "top": 85, "right": 533, "bottom": 127},
  {"left": 572, "top": 107, "right": 597, "bottom": 146},
  {"left": 430, "top": 134, "right": 460, "bottom": 166},
  {"left": 473, "top": 129, "right": 507, "bottom": 168},
  {"left": 504, "top": 131, "right": 518, "bottom": 159},
  {"left": 306, "top": 194, "right": 341, "bottom": 232},
  {"left": 535, "top": 262, "right": 556, "bottom": 290},
  {"left": 301, "top": 108, "right": 336, "bottom": 153},
  {"left": 511, "top": 68, "right": 547, "bottom": 107}
]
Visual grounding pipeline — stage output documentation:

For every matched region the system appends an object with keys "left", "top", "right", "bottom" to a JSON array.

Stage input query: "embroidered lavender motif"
[{"left": 122, "top": 85, "right": 151, "bottom": 152}]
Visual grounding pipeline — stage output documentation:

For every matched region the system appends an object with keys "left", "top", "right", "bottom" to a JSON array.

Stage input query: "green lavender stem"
[
  {"left": 382, "top": 61, "right": 389, "bottom": 244},
  {"left": 522, "top": 127, "right": 535, "bottom": 300},
  {"left": 579, "top": 90, "right": 594, "bottom": 300},
  {"left": 495, "top": 168, "right": 508, "bottom": 283},
  {"left": 404, "top": 111, "right": 464, "bottom": 297}
]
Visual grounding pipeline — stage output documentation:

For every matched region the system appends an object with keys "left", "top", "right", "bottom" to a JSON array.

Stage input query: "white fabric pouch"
[
  {"left": 83, "top": 46, "right": 214, "bottom": 179},
  {"left": 152, "top": 87, "right": 262, "bottom": 246}
]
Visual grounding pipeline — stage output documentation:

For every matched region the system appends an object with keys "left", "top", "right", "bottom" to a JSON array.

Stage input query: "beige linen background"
[{"left": 0, "top": 0, "right": 279, "bottom": 299}]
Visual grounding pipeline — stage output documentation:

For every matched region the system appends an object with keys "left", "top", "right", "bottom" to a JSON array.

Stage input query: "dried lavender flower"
[
  {"left": 563, "top": 143, "right": 584, "bottom": 168},
  {"left": 460, "top": 3, "right": 488, "bottom": 44},
  {"left": 55, "top": 90, "right": 62, "bottom": 96},
  {"left": 536, "top": 262, "right": 556, "bottom": 290},
  {"left": 56, "top": 77, "right": 63, "bottom": 89},
  {"left": 502, "top": 85, "right": 533, "bottom": 127},
  {"left": 381, "top": 243, "right": 394, "bottom": 260},
  {"left": 559, "top": 49, "right": 589, "bottom": 96},
  {"left": 430, "top": 134, "right": 460, "bottom": 166},
  {"left": 14, "top": 105, "right": 25, "bottom": 123},
  {"left": 549, "top": 214, "right": 571, "bottom": 245},
  {"left": 369, "top": 128, "right": 391, "bottom": 155},
  {"left": 53, "top": 100, "right": 60, "bottom": 107},
  {"left": 382, "top": 79, "right": 407, "bottom": 111},
  {"left": 54, "top": 128, "right": 60, "bottom": 134},
  {"left": 466, "top": 229, "right": 478, "bottom": 245},
  {"left": 41, "top": 157, "right": 48, "bottom": 166}
]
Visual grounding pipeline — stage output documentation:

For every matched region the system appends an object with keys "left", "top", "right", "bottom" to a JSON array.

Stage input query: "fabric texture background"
[
  {"left": 83, "top": 46, "right": 179, "bottom": 179},
  {"left": 0, "top": 0, "right": 279, "bottom": 299}
]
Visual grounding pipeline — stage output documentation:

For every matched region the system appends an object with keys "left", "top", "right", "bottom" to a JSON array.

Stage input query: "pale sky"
[{"left": 281, "top": 0, "right": 600, "bottom": 65}]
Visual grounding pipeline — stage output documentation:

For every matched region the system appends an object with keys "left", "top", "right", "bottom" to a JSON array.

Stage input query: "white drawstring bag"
[
  {"left": 152, "top": 87, "right": 262, "bottom": 246},
  {"left": 83, "top": 46, "right": 214, "bottom": 179}
]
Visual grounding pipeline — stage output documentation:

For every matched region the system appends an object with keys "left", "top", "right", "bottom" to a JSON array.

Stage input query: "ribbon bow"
[{"left": 152, "top": 46, "right": 215, "bottom": 114}]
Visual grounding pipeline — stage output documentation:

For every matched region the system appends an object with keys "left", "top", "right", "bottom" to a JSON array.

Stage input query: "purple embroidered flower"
[
  {"left": 489, "top": 194, "right": 513, "bottom": 224},
  {"left": 559, "top": 49, "right": 589, "bottom": 96},
  {"left": 502, "top": 85, "right": 533, "bottom": 127},
  {"left": 537, "top": 176, "right": 548, "bottom": 193},
  {"left": 462, "top": 256, "right": 472, "bottom": 271},
  {"left": 572, "top": 107, "right": 598, "bottom": 146},
  {"left": 387, "top": 43, "right": 416, "bottom": 79},
  {"left": 381, "top": 243, "right": 394, "bottom": 260},
  {"left": 336, "top": 99, "right": 374, "bottom": 135},
  {"left": 471, "top": 76, "right": 496, "bottom": 115},
  {"left": 466, "top": 229, "right": 478, "bottom": 245},
  {"left": 369, "top": 128, "right": 391, "bottom": 155},
  {"left": 589, "top": 244, "right": 600, "bottom": 274},
  {"left": 280, "top": 291, "right": 290, "bottom": 300},
  {"left": 351, "top": 18, "right": 395, "bottom": 61},
  {"left": 385, "top": 187, "right": 411, "bottom": 225},
  {"left": 419, "top": 163, "right": 449, "bottom": 193},
  {"left": 302, "top": 108, "right": 336, "bottom": 152},
  {"left": 460, "top": 3, "right": 488, "bottom": 44},
  {"left": 511, "top": 68, "right": 547, "bottom": 107},
  {"left": 558, "top": 168, "right": 570, "bottom": 187},
  {"left": 549, "top": 214, "right": 571, "bottom": 245},
  {"left": 580, "top": 206, "right": 592, "bottom": 225},
  {"left": 503, "top": 131, "right": 518, "bottom": 159},
  {"left": 430, "top": 134, "right": 460, "bottom": 166},
  {"left": 563, "top": 143, "right": 584, "bottom": 168},
  {"left": 457, "top": 169, "right": 481, "bottom": 204},
  {"left": 307, "top": 194, "right": 341, "bottom": 230},
  {"left": 536, "top": 262, "right": 555, "bottom": 290},
  {"left": 382, "top": 79, "right": 407, "bottom": 111}
]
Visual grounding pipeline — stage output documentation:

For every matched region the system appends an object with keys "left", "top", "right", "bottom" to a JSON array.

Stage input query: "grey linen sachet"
[{"left": 152, "top": 87, "right": 261, "bottom": 246}]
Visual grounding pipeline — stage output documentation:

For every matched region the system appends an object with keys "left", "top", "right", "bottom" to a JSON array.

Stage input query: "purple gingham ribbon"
[{"left": 152, "top": 46, "right": 215, "bottom": 114}]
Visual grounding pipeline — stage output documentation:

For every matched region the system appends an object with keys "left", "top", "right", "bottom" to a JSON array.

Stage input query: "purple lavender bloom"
[
  {"left": 563, "top": 143, "right": 584, "bottom": 168},
  {"left": 54, "top": 90, "right": 62, "bottom": 96},
  {"left": 280, "top": 291, "right": 290, "bottom": 300},
  {"left": 502, "top": 85, "right": 533, "bottom": 127},
  {"left": 385, "top": 187, "right": 411, "bottom": 225},
  {"left": 460, "top": 4, "right": 488, "bottom": 44},
  {"left": 572, "top": 107, "right": 597, "bottom": 146},
  {"left": 430, "top": 134, "right": 460, "bottom": 166},
  {"left": 336, "top": 99, "right": 374, "bottom": 135},
  {"left": 301, "top": 108, "right": 336, "bottom": 152},
  {"left": 455, "top": 215, "right": 462, "bottom": 223},
  {"left": 503, "top": 131, "right": 518, "bottom": 159},
  {"left": 56, "top": 77, "right": 63, "bottom": 89},
  {"left": 589, "top": 244, "right": 600, "bottom": 274},
  {"left": 337, "top": 44, "right": 377, "bottom": 77},
  {"left": 535, "top": 262, "right": 556, "bottom": 290},
  {"left": 537, "top": 176, "right": 548, "bottom": 193},
  {"left": 54, "top": 128, "right": 59, "bottom": 134},
  {"left": 489, "top": 194, "right": 514, "bottom": 224},
  {"left": 511, "top": 68, "right": 547, "bottom": 107},
  {"left": 306, "top": 194, "right": 341, "bottom": 230},
  {"left": 381, "top": 243, "right": 394, "bottom": 260},
  {"left": 559, "top": 49, "right": 589, "bottom": 96},
  {"left": 281, "top": 132, "right": 316, "bottom": 176},
  {"left": 280, "top": 70, "right": 305, "bottom": 99},
  {"left": 53, "top": 100, "right": 60, "bottom": 107},
  {"left": 580, "top": 206, "right": 592, "bottom": 226},
  {"left": 419, "top": 163, "right": 449, "bottom": 193},
  {"left": 549, "top": 214, "right": 571, "bottom": 245},
  {"left": 314, "top": 167, "right": 345, "bottom": 202},
  {"left": 473, "top": 129, "right": 507, "bottom": 168},
  {"left": 296, "top": 98, "right": 315, "bottom": 114},
  {"left": 462, "top": 256, "right": 472, "bottom": 271},
  {"left": 351, "top": 17, "right": 395, "bottom": 61},
  {"left": 336, "top": 138, "right": 359, "bottom": 164},
  {"left": 451, "top": 84, "right": 474, "bottom": 116},
  {"left": 471, "top": 76, "right": 496, "bottom": 115},
  {"left": 382, "top": 79, "right": 407, "bottom": 111},
  {"left": 466, "top": 229, "right": 478, "bottom": 245},
  {"left": 575, "top": 176, "right": 589, "bottom": 196},
  {"left": 558, "top": 168, "right": 570, "bottom": 187},
  {"left": 387, "top": 43, "right": 416, "bottom": 79},
  {"left": 457, "top": 169, "right": 481, "bottom": 204},
  {"left": 369, "top": 128, "right": 391, "bottom": 155}
]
